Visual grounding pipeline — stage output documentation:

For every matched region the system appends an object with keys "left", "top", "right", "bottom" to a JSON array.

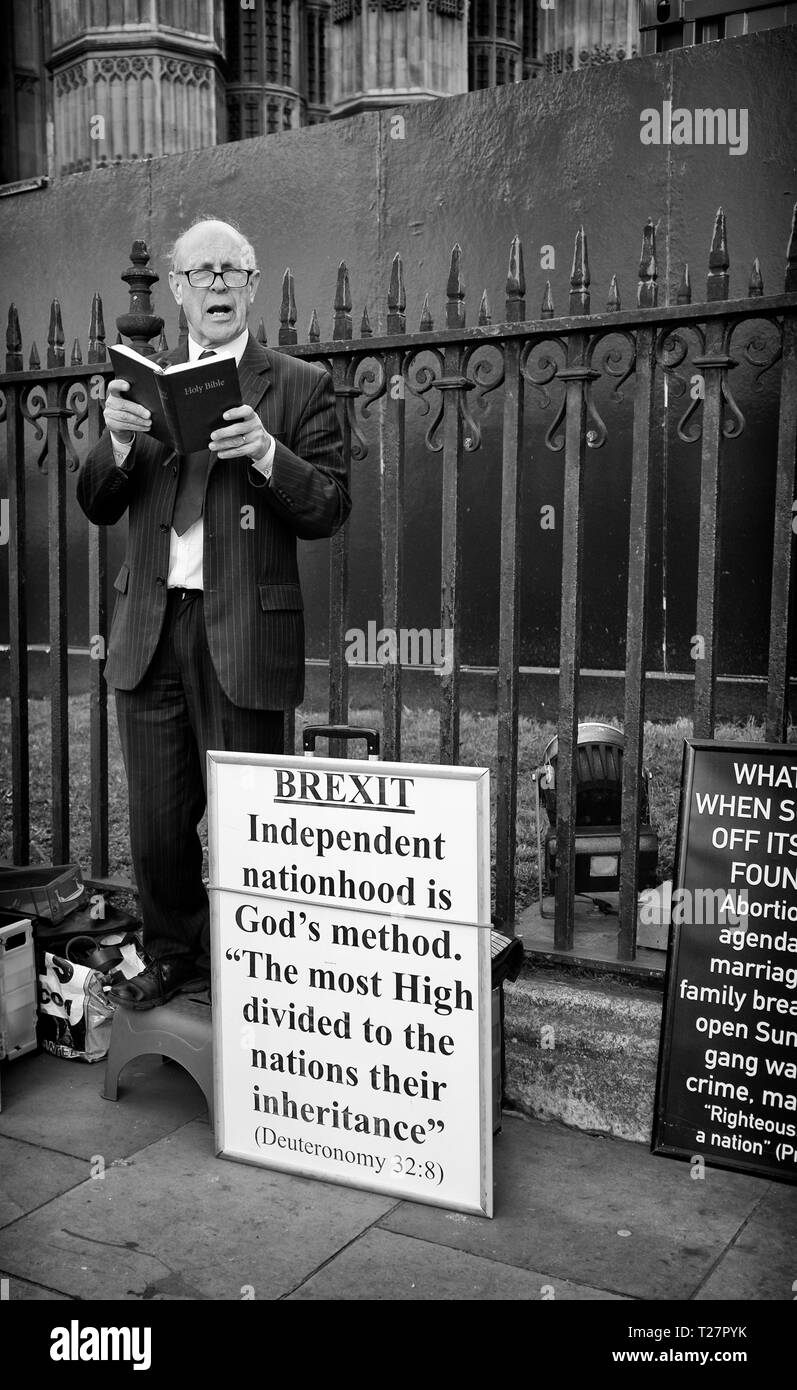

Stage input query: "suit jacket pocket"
[
  {"left": 113, "top": 564, "right": 130, "bottom": 595},
  {"left": 259, "top": 582, "right": 303, "bottom": 611}
]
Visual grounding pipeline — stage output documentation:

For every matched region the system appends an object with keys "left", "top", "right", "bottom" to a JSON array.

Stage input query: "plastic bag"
[{"left": 38, "top": 941, "right": 145, "bottom": 1062}]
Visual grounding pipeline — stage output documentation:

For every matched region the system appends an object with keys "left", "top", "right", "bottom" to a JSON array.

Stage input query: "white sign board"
[
  {"left": 209, "top": 752, "right": 490, "bottom": 923},
  {"left": 208, "top": 752, "right": 493, "bottom": 1217}
]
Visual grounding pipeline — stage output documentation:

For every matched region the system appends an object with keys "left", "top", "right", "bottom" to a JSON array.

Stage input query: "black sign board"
[{"left": 653, "top": 740, "right": 797, "bottom": 1184}]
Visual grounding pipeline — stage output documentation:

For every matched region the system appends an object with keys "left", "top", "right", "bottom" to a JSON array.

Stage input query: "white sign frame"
[{"left": 207, "top": 751, "right": 493, "bottom": 1217}]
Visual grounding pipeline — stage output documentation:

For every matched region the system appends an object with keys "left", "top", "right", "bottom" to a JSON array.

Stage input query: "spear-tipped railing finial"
[
  {"left": 707, "top": 207, "right": 729, "bottom": 302},
  {"left": 446, "top": 244, "right": 465, "bottom": 329},
  {"left": 279, "top": 268, "right": 298, "bottom": 346},
  {"left": 637, "top": 218, "right": 657, "bottom": 309},
  {"left": 569, "top": 226, "right": 590, "bottom": 315},
  {"left": 333, "top": 261, "right": 352, "bottom": 341},
  {"left": 6, "top": 304, "right": 22, "bottom": 372},
  {"left": 505, "top": 235, "right": 526, "bottom": 322}
]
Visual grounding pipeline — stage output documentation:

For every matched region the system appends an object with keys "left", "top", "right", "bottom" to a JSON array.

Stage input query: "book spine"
[{"left": 156, "top": 379, "right": 185, "bottom": 454}]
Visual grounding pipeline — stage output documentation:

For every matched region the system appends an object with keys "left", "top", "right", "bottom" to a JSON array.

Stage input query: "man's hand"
[
  {"left": 209, "top": 405, "right": 272, "bottom": 461},
  {"left": 104, "top": 379, "right": 152, "bottom": 442}
]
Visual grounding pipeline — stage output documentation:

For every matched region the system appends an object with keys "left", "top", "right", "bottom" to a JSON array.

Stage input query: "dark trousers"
[{"left": 115, "top": 589, "right": 284, "bottom": 972}]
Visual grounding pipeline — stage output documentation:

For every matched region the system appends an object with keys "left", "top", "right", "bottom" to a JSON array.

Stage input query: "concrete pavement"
[{"left": 1, "top": 1044, "right": 795, "bottom": 1304}]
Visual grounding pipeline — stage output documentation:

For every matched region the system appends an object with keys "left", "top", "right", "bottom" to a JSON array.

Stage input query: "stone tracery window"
[
  {"left": 282, "top": 0, "right": 293, "bottom": 80},
  {"left": 305, "top": 4, "right": 329, "bottom": 110},
  {"left": 225, "top": 0, "right": 305, "bottom": 138},
  {"left": 428, "top": 0, "right": 465, "bottom": 15}
]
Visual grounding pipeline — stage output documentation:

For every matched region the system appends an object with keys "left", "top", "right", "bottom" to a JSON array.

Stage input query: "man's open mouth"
[{"left": 206, "top": 304, "right": 233, "bottom": 317}]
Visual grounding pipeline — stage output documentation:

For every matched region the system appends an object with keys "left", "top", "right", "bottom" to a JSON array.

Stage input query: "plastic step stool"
[{"left": 102, "top": 994, "right": 213, "bottom": 1124}]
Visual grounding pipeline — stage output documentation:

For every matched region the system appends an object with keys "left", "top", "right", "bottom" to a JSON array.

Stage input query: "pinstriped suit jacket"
[{"left": 76, "top": 333, "right": 350, "bottom": 709}]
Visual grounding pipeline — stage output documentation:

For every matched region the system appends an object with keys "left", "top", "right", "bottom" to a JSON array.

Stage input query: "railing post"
[
  {"left": 5, "top": 305, "right": 29, "bottom": 863},
  {"left": 554, "top": 227, "right": 596, "bottom": 951},
  {"left": 87, "top": 292, "right": 109, "bottom": 876},
  {"left": 381, "top": 252, "right": 406, "bottom": 761},
  {"left": 438, "top": 244, "right": 466, "bottom": 765},
  {"left": 618, "top": 222, "right": 658, "bottom": 960},
  {"left": 45, "top": 298, "right": 70, "bottom": 861},
  {"left": 279, "top": 269, "right": 297, "bottom": 346},
  {"left": 693, "top": 209, "right": 734, "bottom": 739},
  {"left": 495, "top": 236, "right": 525, "bottom": 932},
  {"left": 766, "top": 206, "right": 797, "bottom": 742},
  {"left": 329, "top": 262, "right": 353, "bottom": 756},
  {"left": 117, "top": 240, "right": 163, "bottom": 355},
  {"left": 278, "top": 270, "right": 299, "bottom": 754}
]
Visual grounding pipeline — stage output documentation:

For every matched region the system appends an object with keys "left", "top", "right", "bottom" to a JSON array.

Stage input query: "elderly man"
[{"left": 77, "top": 218, "right": 350, "bottom": 1009}]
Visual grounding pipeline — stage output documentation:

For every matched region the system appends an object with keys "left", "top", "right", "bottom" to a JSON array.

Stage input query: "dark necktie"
[{"left": 171, "top": 349, "right": 216, "bottom": 536}]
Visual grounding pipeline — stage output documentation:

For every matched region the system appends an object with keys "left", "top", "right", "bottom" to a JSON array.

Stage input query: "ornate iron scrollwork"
[
  {"left": 520, "top": 336, "right": 568, "bottom": 452},
  {"left": 65, "top": 380, "right": 89, "bottom": 462},
  {"left": 350, "top": 352, "right": 388, "bottom": 459},
  {"left": 460, "top": 342, "right": 505, "bottom": 450},
  {"left": 719, "top": 376, "right": 745, "bottom": 439},
  {"left": 580, "top": 328, "right": 639, "bottom": 449},
  {"left": 403, "top": 346, "right": 446, "bottom": 452},
  {"left": 587, "top": 328, "right": 637, "bottom": 401},
  {"left": 655, "top": 324, "right": 707, "bottom": 443},
  {"left": 17, "top": 377, "right": 91, "bottom": 471},
  {"left": 20, "top": 383, "right": 48, "bottom": 467},
  {"left": 725, "top": 314, "right": 784, "bottom": 390}
]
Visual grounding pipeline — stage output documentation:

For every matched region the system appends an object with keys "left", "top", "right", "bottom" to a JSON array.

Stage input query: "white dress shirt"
[{"left": 111, "top": 329, "right": 275, "bottom": 590}]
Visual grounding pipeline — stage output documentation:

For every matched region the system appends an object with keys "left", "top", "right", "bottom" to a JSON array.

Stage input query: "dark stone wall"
[{"left": 1, "top": 28, "right": 795, "bottom": 691}]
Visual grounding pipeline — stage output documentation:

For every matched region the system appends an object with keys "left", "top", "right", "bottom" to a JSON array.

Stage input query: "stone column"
[
  {"left": 48, "top": 0, "right": 224, "bottom": 175},
  {"left": 537, "top": 0, "right": 637, "bottom": 76},
  {"left": 330, "top": 0, "right": 468, "bottom": 120},
  {"left": 224, "top": 0, "right": 307, "bottom": 138}
]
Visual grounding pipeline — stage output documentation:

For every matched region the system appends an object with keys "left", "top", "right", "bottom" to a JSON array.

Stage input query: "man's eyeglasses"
[{"left": 178, "top": 268, "right": 254, "bottom": 288}]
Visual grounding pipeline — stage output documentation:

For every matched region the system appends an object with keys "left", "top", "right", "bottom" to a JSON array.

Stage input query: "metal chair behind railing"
[{"left": 533, "top": 723, "right": 659, "bottom": 920}]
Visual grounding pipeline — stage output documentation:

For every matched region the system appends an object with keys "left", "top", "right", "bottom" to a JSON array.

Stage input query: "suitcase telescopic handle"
[
  {"left": 302, "top": 725, "right": 380, "bottom": 759},
  {"left": 55, "top": 883, "right": 85, "bottom": 904}
]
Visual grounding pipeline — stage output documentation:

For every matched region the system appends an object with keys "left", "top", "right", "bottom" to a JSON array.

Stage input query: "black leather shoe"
[
  {"left": 186, "top": 983, "right": 212, "bottom": 1008},
  {"left": 108, "top": 957, "right": 209, "bottom": 1011}
]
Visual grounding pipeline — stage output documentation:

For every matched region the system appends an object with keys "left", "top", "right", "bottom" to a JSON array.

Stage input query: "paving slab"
[
  {"left": 0, "top": 1119, "right": 396, "bottom": 1300},
  {"left": 695, "top": 1181, "right": 797, "bottom": 1301},
  {"left": 1, "top": 1270, "right": 73, "bottom": 1300},
  {"left": 0, "top": 1050, "right": 206, "bottom": 1162},
  {"left": 288, "top": 1226, "right": 630, "bottom": 1301},
  {"left": 0, "top": 1135, "right": 87, "bottom": 1228},
  {"left": 379, "top": 1114, "right": 766, "bottom": 1301}
]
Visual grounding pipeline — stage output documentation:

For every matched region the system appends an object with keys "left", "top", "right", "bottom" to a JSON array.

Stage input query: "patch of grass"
[{"left": 1, "top": 699, "right": 790, "bottom": 916}]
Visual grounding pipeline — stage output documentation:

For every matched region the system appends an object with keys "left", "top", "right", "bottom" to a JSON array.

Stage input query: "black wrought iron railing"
[{"left": 2, "top": 206, "right": 795, "bottom": 960}]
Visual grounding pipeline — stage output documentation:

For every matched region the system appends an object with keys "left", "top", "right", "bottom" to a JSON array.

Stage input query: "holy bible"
[{"left": 108, "top": 344, "right": 243, "bottom": 454}]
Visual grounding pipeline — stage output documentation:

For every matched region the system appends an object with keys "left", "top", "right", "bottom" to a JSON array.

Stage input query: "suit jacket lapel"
[{"left": 237, "top": 334, "right": 272, "bottom": 414}]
